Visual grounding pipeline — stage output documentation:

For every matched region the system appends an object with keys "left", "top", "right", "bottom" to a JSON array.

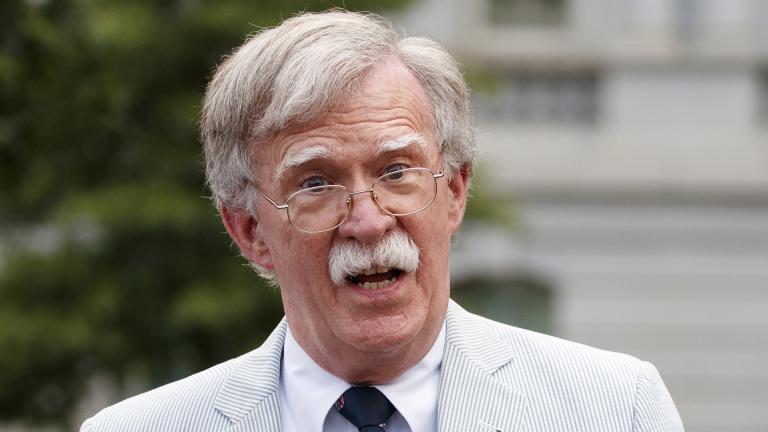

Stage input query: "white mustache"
[{"left": 328, "top": 230, "right": 420, "bottom": 286}]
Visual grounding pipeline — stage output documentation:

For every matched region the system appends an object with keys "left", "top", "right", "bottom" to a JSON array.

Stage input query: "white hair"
[
  {"left": 274, "top": 145, "right": 332, "bottom": 179},
  {"left": 329, "top": 230, "right": 420, "bottom": 287},
  {"left": 201, "top": 9, "right": 476, "bottom": 214},
  {"left": 377, "top": 133, "right": 426, "bottom": 155}
]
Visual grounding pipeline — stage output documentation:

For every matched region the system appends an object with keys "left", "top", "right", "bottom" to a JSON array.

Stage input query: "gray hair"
[{"left": 200, "top": 9, "right": 476, "bottom": 214}]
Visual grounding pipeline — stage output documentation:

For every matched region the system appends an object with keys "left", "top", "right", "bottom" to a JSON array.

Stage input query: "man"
[{"left": 81, "top": 10, "right": 683, "bottom": 432}]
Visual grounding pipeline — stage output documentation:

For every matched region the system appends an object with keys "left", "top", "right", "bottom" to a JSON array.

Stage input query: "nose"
[{"left": 336, "top": 188, "right": 396, "bottom": 244}]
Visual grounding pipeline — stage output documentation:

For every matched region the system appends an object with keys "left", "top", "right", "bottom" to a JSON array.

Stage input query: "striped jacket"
[{"left": 81, "top": 300, "right": 684, "bottom": 431}]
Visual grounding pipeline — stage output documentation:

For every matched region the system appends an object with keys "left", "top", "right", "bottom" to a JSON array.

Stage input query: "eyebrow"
[
  {"left": 274, "top": 145, "right": 332, "bottom": 179},
  {"left": 376, "top": 133, "right": 427, "bottom": 155},
  {"left": 273, "top": 133, "right": 427, "bottom": 179}
]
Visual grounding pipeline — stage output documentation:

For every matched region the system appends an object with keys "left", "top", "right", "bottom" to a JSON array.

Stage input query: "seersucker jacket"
[{"left": 81, "top": 300, "right": 684, "bottom": 431}]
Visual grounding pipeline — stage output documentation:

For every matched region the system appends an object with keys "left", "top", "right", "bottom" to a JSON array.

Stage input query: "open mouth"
[{"left": 346, "top": 266, "right": 403, "bottom": 289}]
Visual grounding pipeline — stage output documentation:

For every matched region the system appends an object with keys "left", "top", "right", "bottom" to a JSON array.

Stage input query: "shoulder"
[
  {"left": 490, "top": 313, "right": 645, "bottom": 381},
  {"left": 447, "top": 300, "right": 643, "bottom": 377},
  {"left": 79, "top": 356, "right": 240, "bottom": 432},
  {"left": 446, "top": 301, "right": 683, "bottom": 431},
  {"left": 80, "top": 320, "right": 287, "bottom": 432}
]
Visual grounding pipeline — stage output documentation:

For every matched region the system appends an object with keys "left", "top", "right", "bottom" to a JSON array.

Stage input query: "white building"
[{"left": 397, "top": 1, "right": 768, "bottom": 431}]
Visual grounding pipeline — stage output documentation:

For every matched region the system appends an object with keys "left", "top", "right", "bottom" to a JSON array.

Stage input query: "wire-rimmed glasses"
[{"left": 262, "top": 167, "right": 445, "bottom": 233}]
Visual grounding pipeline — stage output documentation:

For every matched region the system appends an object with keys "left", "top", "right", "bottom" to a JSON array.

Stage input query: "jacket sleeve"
[
  {"left": 79, "top": 417, "right": 94, "bottom": 432},
  {"left": 632, "top": 361, "right": 685, "bottom": 432}
]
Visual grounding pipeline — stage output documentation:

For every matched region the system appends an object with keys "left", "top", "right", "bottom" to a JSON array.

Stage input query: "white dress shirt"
[{"left": 279, "top": 322, "right": 446, "bottom": 432}]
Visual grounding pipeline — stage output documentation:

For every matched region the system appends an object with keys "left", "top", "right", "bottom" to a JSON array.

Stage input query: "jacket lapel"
[
  {"left": 438, "top": 301, "right": 527, "bottom": 432},
  {"left": 212, "top": 302, "right": 527, "bottom": 432},
  {"left": 214, "top": 319, "right": 287, "bottom": 432}
]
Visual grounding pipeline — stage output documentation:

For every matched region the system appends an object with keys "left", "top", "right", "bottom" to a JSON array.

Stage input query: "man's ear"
[
  {"left": 220, "top": 206, "right": 274, "bottom": 271},
  {"left": 446, "top": 164, "right": 471, "bottom": 234}
]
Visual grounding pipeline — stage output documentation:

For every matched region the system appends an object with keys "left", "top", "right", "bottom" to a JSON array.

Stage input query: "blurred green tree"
[{"left": 0, "top": 0, "right": 409, "bottom": 428}]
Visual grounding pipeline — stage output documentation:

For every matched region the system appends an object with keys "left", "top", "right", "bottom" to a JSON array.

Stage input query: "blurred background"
[{"left": 1, "top": 0, "right": 767, "bottom": 431}]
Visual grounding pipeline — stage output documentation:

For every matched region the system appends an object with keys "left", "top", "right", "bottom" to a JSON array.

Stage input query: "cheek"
[
  {"left": 410, "top": 190, "right": 455, "bottom": 269},
  {"left": 407, "top": 215, "right": 452, "bottom": 265},
  {"left": 270, "top": 231, "right": 331, "bottom": 282},
  {"left": 424, "top": 187, "right": 458, "bottom": 237}
]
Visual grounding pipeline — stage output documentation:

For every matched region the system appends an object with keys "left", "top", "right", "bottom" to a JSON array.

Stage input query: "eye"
[
  {"left": 385, "top": 163, "right": 408, "bottom": 175},
  {"left": 380, "top": 163, "right": 409, "bottom": 182},
  {"left": 384, "top": 163, "right": 408, "bottom": 174},
  {"left": 300, "top": 176, "right": 330, "bottom": 190}
]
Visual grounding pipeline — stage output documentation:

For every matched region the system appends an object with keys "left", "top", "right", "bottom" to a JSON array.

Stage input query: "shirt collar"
[
  {"left": 280, "top": 327, "right": 349, "bottom": 432},
  {"left": 280, "top": 322, "right": 446, "bottom": 432},
  {"left": 376, "top": 323, "right": 445, "bottom": 432}
]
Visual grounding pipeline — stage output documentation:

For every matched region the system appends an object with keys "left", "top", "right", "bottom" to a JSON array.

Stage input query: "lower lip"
[{"left": 344, "top": 271, "right": 407, "bottom": 298}]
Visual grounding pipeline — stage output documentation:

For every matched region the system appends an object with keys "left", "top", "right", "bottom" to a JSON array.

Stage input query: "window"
[
  {"left": 472, "top": 71, "right": 599, "bottom": 125},
  {"left": 759, "top": 69, "right": 768, "bottom": 125},
  {"left": 489, "top": 0, "right": 565, "bottom": 26}
]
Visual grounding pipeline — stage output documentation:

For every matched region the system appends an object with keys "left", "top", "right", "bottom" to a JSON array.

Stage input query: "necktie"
[{"left": 335, "top": 386, "right": 396, "bottom": 432}]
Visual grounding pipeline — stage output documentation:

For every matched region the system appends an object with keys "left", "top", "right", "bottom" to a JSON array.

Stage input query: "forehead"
[{"left": 257, "top": 59, "right": 436, "bottom": 174}]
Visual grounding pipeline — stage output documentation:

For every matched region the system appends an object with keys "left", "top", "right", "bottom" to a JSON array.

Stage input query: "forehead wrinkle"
[
  {"left": 274, "top": 145, "right": 332, "bottom": 179},
  {"left": 376, "top": 133, "right": 427, "bottom": 156}
]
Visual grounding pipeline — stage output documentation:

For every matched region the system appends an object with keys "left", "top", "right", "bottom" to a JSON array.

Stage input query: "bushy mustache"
[{"left": 328, "top": 230, "right": 420, "bottom": 286}]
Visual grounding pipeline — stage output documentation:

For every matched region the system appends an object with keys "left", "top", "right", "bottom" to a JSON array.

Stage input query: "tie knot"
[{"left": 335, "top": 386, "right": 396, "bottom": 432}]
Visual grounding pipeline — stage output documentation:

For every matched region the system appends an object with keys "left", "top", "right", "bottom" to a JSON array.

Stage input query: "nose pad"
[
  {"left": 338, "top": 189, "right": 395, "bottom": 242},
  {"left": 371, "top": 192, "right": 382, "bottom": 207},
  {"left": 347, "top": 189, "right": 388, "bottom": 219}
]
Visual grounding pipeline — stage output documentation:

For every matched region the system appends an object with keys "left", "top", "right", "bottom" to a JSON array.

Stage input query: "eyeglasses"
[{"left": 262, "top": 167, "right": 445, "bottom": 233}]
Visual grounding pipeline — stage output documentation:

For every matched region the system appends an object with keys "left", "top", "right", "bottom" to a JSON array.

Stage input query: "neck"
[{"left": 291, "top": 307, "right": 446, "bottom": 384}]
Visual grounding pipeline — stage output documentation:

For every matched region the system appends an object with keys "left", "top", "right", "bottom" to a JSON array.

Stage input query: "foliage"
[{"left": 0, "top": 0, "right": 409, "bottom": 427}]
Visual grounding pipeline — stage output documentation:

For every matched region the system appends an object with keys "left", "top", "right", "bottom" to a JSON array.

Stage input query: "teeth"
[
  {"left": 360, "top": 266, "right": 390, "bottom": 276},
  {"left": 351, "top": 268, "right": 399, "bottom": 290},
  {"left": 357, "top": 278, "right": 396, "bottom": 290}
]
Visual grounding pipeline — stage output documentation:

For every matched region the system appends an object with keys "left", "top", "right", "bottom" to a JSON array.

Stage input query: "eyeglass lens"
[{"left": 286, "top": 168, "right": 437, "bottom": 233}]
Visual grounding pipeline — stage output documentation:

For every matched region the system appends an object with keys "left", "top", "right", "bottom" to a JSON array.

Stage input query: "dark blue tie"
[{"left": 335, "top": 386, "right": 396, "bottom": 432}]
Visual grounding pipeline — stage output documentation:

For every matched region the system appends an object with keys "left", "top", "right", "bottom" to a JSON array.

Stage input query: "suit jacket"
[{"left": 81, "top": 300, "right": 684, "bottom": 431}]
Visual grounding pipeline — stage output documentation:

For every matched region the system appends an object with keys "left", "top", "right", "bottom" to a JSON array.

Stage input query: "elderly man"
[{"left": 81, "top": 10, "right": 683, "bottom": 432}]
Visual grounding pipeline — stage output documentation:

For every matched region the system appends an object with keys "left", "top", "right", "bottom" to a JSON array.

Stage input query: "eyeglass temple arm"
[
  {"left": 434, "top": 164, "right": 445, "bottom": 179},
  {"left": 262, "top": 194, "right": 288, "bottom": 210}
]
